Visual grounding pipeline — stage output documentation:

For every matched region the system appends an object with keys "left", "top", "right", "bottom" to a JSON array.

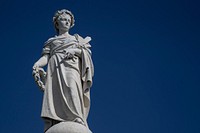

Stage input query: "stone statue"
[{"left": 32, "top": 9, "right": 94, "bottom": 133}]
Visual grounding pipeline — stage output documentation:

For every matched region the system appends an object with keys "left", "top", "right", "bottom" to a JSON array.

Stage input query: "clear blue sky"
[{"left": 0, "top": 0, "right": 199, "bottom": 133}]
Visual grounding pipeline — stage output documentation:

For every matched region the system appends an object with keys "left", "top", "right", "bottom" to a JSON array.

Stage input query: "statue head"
[{"left": 53, "top": 9, "right": 75, "bottom": 33}]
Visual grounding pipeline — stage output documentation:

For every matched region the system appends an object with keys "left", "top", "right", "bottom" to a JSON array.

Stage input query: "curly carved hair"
[{"left": 53, "top": 9, "right": 75, "bottom": 33}]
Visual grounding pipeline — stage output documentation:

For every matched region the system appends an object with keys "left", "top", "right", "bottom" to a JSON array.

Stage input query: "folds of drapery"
[
  {"left": 75, "top": 34, "right": 94, "bottom": 119},
  {"left": 40, "top": 34, "right": 94, "bottom": 126}
]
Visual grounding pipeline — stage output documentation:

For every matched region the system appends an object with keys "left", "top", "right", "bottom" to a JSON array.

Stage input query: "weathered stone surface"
[
  {"left": 46, "top": 121, "right": 92, "bottom": 133},
  {"left": 32, "top": 9, "right": 94, "bottom": 132}
]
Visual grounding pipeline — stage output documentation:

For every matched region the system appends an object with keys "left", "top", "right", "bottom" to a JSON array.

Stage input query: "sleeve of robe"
[
  {"left": 76, "top": 35, "right": 94, "bottom": 109},
  {"left": 41, "top": 37, "right": 56, "bottom": 56}
]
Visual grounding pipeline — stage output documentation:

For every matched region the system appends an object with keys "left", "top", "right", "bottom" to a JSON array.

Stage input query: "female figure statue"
[{"left": 32, "top": 9, "right": 94, "bottom": 132}]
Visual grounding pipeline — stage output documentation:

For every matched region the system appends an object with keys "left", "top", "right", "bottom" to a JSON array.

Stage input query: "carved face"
[{"left": 56, "top": 13, "right": 72, "bottom": 32}]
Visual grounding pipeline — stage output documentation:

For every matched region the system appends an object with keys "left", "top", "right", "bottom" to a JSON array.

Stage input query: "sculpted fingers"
[
  {"left": 63, "top": 49, "right": 75, "bottom": 59},
  {"left": 66, "top": 52, "right": 74, "bottom": 59}
]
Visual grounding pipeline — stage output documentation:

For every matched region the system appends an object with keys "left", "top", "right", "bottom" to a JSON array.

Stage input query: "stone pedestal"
[{"left": 46, "top": 121, "right": 92, "bottom": 133}]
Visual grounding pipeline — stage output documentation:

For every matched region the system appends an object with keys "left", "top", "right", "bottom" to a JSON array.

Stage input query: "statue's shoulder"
[
  {"left": 43, "top": 36, "right": 57, "bottom": 47},
  {"left": 74, "top": 34, "right": 92, "bottom": 44}
]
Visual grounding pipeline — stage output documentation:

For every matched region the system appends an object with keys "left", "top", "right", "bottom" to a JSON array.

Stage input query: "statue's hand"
[
  {"left": 64, "top": 49, "right": 75, "bottom": 59},
  {"left": 32, "top": 65, "right": 46, "bottom": 92},
  {"left": 32, "top": 62, "right": 40, "bottom": 70}
]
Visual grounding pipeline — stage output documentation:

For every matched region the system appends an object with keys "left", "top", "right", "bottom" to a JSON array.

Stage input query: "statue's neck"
[{"left": 58, "top": 30, "right": 70, "bottom": 36}]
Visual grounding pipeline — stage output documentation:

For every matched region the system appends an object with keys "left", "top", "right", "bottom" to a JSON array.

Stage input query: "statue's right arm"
[{"left": 33, "top": 54, "right": 49, "bottom": 69}]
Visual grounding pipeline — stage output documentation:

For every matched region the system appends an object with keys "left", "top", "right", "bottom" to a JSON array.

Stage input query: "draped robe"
[{"left": 40, "top": 34, "right": 94, "bottom": 130}]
